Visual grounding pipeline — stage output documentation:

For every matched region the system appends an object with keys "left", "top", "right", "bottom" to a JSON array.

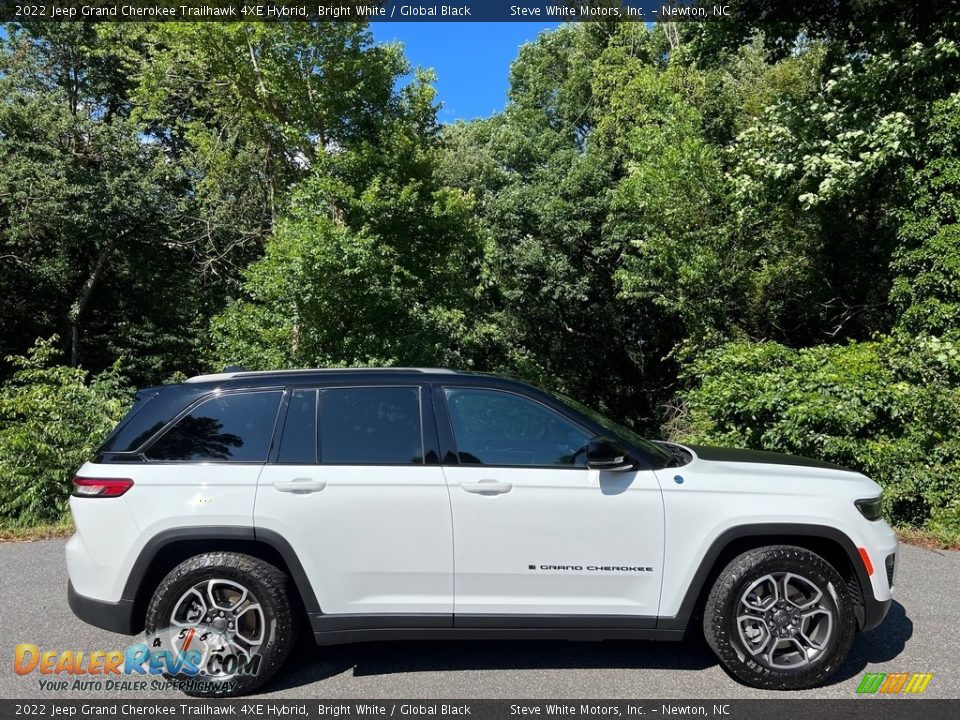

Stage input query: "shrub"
[
  {"left": 675, "top": 332, "right": 960, "bottom": 544},
  {"left": 0, "top": 338, "right": 131, "bottom": 527}
]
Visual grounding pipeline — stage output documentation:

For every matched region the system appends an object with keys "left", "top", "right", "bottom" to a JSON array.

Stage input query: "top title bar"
[{"left": 1, "top": 0, "right": 957, "bottom": 23}]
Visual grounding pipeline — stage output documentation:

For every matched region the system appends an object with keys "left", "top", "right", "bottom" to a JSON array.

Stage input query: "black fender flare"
[
  {"left": 657, "top": 523, "right": 876, "bottom": 631},
  {"left": 121, "top": 525, "right": 321, "bottom": 619}
]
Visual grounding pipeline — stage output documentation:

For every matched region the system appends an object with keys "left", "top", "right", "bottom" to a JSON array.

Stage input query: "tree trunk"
[{"left": 69, "top": 242, "right": 113, "bottom": 366}]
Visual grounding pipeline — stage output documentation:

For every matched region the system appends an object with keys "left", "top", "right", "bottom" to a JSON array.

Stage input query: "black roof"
[
  {"left": 96, "top": 366, "right": 674, "bottom": 468},
  {"left": 99, "top": 368, "right": 539, "bottom": 455}
]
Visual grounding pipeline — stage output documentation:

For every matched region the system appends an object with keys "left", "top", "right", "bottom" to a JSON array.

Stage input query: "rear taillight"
[{"left": 72, "top": 477, "right": 134, "bottom": 498}]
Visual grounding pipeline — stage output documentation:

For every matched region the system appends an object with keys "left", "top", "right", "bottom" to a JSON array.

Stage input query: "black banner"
[
  {"left": 1, "top": 700, "right": 958, "bottom": 720},
  {"left": 0, "top": 0, "right": 958, "bottom": 23}
]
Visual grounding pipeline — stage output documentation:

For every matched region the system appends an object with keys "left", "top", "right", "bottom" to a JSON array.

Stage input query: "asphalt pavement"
[{"left": 1, "top": 540, "right": 957, "bottom": 699}]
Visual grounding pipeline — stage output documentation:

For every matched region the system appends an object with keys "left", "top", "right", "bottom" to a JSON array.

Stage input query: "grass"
[
  {"left": 895, "top": 526, "right": 960, "bottom": 551},
  {"left": 0, "top": 518, "right": 74, "bottom": 543}
]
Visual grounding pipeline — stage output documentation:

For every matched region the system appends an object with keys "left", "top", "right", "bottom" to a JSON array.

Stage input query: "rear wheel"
[
  {"left": 703, "top": 545, "right": 856, "bottom": 690},
  {"left": 144, "top": 552, "right": 297, "bottom": 697}
]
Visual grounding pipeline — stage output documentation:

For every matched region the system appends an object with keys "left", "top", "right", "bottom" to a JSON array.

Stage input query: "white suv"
[{"left": 67, "top": 368, "right": 897, "bottom": 696}]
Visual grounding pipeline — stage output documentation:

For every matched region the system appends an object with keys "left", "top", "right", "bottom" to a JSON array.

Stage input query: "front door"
[{"left": 438, "top": 386, "right": 664, "bottom": 619}]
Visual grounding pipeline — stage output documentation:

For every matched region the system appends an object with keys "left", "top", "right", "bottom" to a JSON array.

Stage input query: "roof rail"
[{"left": 183, "top": 367, "right": 458, "bottom": 384}]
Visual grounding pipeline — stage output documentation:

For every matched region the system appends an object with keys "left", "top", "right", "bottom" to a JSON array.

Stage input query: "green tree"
[
  {"left": 209, "top": 47, "right": 485, "bottom": 370},
  {"left": 672, "top": 23, "right": 960, "bottom": 542},
  {"left": 134, "top": 22, "right": 411, "bottom": 278},
  {"left": 439, "top": 25, "right": 680, "bottom": 429},
  {"left": 1, "top": 21, "right": 418, "bottom": 384},
  {"left": 0, "top": 24, "right": 195, "bottom": 381},
  {"left": 892, "top": 89, "right": 960, "bottom": 335},
  {"left": 595, "top": 31, "right": 732, "bottom": 348}
]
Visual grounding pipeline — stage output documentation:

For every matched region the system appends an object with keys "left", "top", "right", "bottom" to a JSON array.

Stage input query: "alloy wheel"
[
  {"left": 167, "top": 578, "right": 266, "bottom": 678},
  {"left": 735, "top": 572, "right": 834, "bottom": 669}
]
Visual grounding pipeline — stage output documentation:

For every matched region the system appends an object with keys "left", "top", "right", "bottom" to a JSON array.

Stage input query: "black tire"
[
  {"left": 703, "top": 545, "right": 856, "bottom": 690},
  {"left": 144, "top": 552, "right": 298, "bottom": 697}
]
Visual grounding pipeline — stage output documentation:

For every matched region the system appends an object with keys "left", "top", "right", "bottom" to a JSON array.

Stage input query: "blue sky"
[{"left": 372, "top": 22, "right": 561, "bottom": 122}]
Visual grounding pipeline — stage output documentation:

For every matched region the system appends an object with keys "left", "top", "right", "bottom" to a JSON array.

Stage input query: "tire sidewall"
[
  {"left": 144, "top": 554, "right": 293, "bottom": 697},
  {"left": 705, "top": 546, "right": 857, "bottom": 690}
]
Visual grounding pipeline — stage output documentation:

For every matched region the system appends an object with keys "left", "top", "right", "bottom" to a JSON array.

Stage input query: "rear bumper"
[{"left": 67, "top": 581, "right": 137, "bottom": 635}]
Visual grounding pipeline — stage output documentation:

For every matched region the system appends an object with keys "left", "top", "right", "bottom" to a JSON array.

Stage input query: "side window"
[
  {"left": 277, "top": 389, "right": 318, "bottom": 464},
  {"left": 319, "top": 387, "right": 423, "bottom": 465},
  {"left": 443, "top": 388, "right": 592, "bottom": 467},
  {"left": 146, "top": 391, "right": 282, "bottom": 462}
]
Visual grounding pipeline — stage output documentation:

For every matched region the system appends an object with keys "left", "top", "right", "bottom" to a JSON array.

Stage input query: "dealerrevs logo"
[{"left": 14, "top": 630, "right": 261, "bottom": 693}]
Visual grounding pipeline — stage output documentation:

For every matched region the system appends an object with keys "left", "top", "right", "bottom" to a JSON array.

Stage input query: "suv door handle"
[
  {"left": 274, "top": 478, "right": 326, "bottom": 494},
  {"left": 460, "top": 480, "right": 513, "bottom": 495}
]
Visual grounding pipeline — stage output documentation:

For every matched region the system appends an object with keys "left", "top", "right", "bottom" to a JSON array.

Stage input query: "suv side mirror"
[{"left": 586, "top": 437, "right": 635, "bottom": 472}]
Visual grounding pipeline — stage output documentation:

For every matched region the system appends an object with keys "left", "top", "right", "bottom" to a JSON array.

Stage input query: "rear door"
[
  {"left": 437, "top": 386, "right": 665, "bottom": 621},
  {"left": 128, "top": 389, "right": 283, "bottom": 530},
  {"left": 254, "top": 384, "right": 454, "bottom": 618}
]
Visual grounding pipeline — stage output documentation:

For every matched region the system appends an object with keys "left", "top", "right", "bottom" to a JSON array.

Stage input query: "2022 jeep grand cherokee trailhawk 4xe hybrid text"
[{"left": 66, "top": 368, "right": 897, "bottom": 696}]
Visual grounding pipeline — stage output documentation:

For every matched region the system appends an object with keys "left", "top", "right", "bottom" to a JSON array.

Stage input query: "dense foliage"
[
  {"left": 1, "top": 19, "right": 959, "bottom": 541},
  {"left": 0, "top": 339, "right": 130, "bottom": 526},
  {"left": 677, "top": 334, "right": 960, "bottom": 543}
]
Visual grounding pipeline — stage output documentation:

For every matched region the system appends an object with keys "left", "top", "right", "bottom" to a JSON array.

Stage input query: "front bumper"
[
  {"left": 861, "top": 594, "right": 892, "bottom": 633},
  {"left": 854, "top": 516, "right": 897, "bottom": 631},
  {"left": 67, "top": 581, "right": 138, "bottom": 635},
  {"left": 856, "top": 543, "right": 895, "bottom": 632}
]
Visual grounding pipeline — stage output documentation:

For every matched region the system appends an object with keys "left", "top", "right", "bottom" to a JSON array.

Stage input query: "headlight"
[{"left": 855, "top": 496, "right": 883, "bottom": 521}]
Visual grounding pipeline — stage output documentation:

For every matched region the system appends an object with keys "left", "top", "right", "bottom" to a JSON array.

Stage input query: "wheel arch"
[
  {"left": 122, "top": 526, "right": 319, "bottom": 634},
  {"left": 659, "top": 523, "right": 872, "bottom": 633}
]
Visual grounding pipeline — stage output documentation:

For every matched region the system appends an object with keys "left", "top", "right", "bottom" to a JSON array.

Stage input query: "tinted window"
[
  {"left": 100, "top": 385, "right": 209, "bottom": 453},
  {"left": 278, "top": 389, "right": 318, "bottom": 464},
  {"left": 319, "top": 387, "right": 422, "bottom": 465},
  {"left": 543, "top": 388, "right": 672, "bottom": 467},
  {"left": 444, "top": 388, "right": 592, "bottom": 467},
  {"left": 146, "top": 391, "right": 282, "bottom": 462}
]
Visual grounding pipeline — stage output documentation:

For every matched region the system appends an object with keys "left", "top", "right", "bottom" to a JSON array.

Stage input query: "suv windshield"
[{"left": 543, "top": 388, "right": 673, "bottom": 467}]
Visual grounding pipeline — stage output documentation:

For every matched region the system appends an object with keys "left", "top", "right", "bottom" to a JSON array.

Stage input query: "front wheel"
[
  {"left": 144, "top": 552, "right": 297, "bottom": 697},
  {"left": 703, "top": 545, "right": 856, "bottom": 690}
]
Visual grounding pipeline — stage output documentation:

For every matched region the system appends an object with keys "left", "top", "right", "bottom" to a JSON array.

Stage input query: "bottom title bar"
[{"left": 2, "top": 700, "right": 957, "bottom": 720}]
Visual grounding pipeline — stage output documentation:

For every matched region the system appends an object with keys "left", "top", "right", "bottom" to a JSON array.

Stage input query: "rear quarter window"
[
  {"left": 97, "top": 385, "right": 208, "bottom": 454},
  {"left": 145, "top": 391, "right": 283, "bottom": 462}
]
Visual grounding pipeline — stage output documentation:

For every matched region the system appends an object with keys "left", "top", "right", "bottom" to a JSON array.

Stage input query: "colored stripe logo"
[{"left": 856, "top": 672, "right": 933, "bottom": 694}]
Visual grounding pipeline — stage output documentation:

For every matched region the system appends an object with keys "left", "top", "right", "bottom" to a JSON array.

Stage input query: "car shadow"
[
  {"left": 825, "top": 600, "right": 913, "bottom": 684},
  {"left": 262, "top": 631, "right": 718, "bottom": 694},
  {"left": 260, "top": 601, "right": 912, "bottom": 694}
]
